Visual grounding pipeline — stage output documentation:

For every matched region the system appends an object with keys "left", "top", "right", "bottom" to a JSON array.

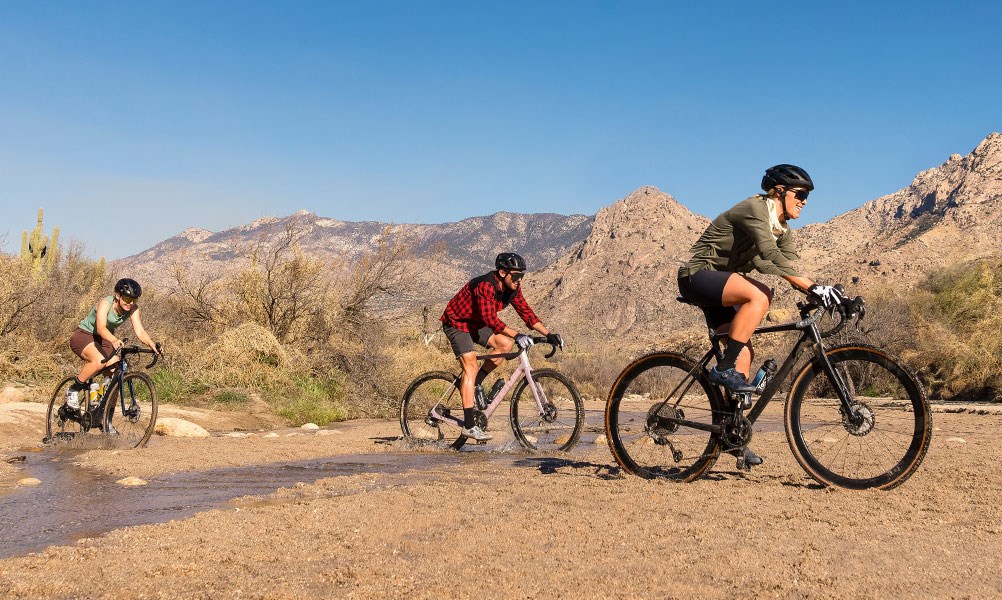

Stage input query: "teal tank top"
[{"left": 79, "top": 295, "right": 135, "bottom": 334}]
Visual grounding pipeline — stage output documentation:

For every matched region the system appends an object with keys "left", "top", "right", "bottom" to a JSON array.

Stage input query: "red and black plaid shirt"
[{"left": 441, "top": 272, "right": 540, "bottom": 334}]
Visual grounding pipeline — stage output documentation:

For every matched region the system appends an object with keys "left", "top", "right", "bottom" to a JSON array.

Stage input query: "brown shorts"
[{"left": 69, "top": 328, "right": 115, "bottom": 359}]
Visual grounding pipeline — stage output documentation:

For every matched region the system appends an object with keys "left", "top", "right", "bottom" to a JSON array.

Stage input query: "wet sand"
[{"left": 1, "top": 400, "right": 1000, "bottom": 598}]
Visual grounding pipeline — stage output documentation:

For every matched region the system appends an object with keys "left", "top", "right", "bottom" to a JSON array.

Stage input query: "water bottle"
[
  {"left": 752, "top": 359, "right": 778, "bottom": 393},
  {"left": 487, "top": 379, "right": 505, "bottom": 402},
  {"left": 66, "top": 388, "right": 80, "bottom": 410},
  {"left": 89, "top": 382, "right": 100, "bottom": 403}
]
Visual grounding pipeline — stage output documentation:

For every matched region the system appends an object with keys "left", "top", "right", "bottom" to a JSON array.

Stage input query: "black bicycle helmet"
[
  {"left": 495, "top": 252, "right": 527, "bottom": 271},
  {"left": 114, "top": 278, "right": 142, "bottom": 298},
  {"left": 761, "top": 164, "right": 814, "bottom": 192}
]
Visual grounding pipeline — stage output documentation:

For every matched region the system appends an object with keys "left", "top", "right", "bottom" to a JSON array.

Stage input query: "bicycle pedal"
[{"left": 736, "top": 455, "right": 750, "bottom": 471}]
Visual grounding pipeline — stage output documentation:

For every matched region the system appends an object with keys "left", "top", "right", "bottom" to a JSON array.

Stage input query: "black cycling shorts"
[
  {"left": 443, "top": 324, "right": 494, "bottom": 357},
  {"left": 677, "top": 269, "right": 738, "bottom": 331}
]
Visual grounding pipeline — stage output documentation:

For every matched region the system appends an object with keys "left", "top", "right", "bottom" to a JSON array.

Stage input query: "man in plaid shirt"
[{"left": 441, "top": 252, "right": 564, "bottom": 441}]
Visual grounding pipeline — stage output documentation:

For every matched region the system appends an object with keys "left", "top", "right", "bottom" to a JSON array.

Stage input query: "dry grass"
[{"left": 2, "top": 236, "right": 999, "bottom": 419}]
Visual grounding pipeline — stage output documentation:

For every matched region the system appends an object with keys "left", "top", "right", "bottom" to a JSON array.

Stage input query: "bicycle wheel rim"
[
  {"left": 104, "top": 372, "right": 158, "bottom": 449},
  {"left": 510, "top": 369, "right": 584, "bottom": 452},
  {"left": 400, "top": 372, "right": 466, "bottom": 450},
  {"left": 786, "top": 346, "right": 931, "bottom": 490},
  {"left": 606, "top": 353, "right": 723, "bottom": 481}
]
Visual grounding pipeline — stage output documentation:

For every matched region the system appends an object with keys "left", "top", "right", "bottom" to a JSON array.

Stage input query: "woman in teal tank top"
[{"left": 65, "top": 278, "right": 162, "bottom": 410}]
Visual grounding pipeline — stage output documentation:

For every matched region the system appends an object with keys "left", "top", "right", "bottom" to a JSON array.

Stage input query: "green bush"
[{"left": 213, "top": 389, "right": 250, "bottom": 405}]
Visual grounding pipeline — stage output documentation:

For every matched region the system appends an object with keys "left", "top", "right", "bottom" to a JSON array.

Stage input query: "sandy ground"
[{"left": 1, "top": 397, "right": 1001, "bottom": 599}]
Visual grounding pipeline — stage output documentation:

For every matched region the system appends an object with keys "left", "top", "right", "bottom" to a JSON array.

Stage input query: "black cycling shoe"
[
  {"left": 707, "top": 367, "right": 756, "bottom": 393},
  {"left": 741, "top": 447, "right": 763, "bottom": 466},
  {"left": 729, "top": 446, "right": 764, "bottom": 469}
]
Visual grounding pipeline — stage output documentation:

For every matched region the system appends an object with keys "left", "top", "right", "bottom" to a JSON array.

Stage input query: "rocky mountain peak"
[
  {"left": 178, "top": 227, "right": 214, "bottom": 243},
  {"left": 576, "top": 186, "right": 708, "bottom": 262}
]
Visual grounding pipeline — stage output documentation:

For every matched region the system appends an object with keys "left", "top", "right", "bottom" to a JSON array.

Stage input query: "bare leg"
[
  {"left": 458, "top": 352, "right": 479, "bottom": 410},
  {"left": 720, "top": 275, "right": 772, "bottom": 378},
  {"left": 76, "top": 343, "right": 119, "bottom": 383}
]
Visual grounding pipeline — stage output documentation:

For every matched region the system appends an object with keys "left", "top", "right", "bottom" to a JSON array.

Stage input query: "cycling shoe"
[{"left": 707, "top": 367, "right": 756, "bottom": 393}]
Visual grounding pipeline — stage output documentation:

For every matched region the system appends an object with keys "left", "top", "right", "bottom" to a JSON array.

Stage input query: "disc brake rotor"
[{"left": 843, "top": 401, "right": 875, "bottom": 436}]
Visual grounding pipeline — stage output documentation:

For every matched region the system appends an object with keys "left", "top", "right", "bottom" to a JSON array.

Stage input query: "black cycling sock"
[
  {"left": 474, "top": 368, "right": 488, "bottom": 387},
  {"left": 717, "top": 338, "right": 747, "bottom": 372},
  {"left": 463, "top": 407, "right": 475, "bottom": 428},
  {"left": 71, "top": 377, "right": 87, "bottom": 391}
]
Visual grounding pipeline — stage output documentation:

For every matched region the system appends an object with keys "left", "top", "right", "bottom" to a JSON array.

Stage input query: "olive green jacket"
[{"left": 679, "top": 195, "right": 801, "bottom": 278}]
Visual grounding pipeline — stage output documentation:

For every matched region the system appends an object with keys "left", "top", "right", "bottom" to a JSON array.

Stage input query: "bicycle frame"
[
  {"left": 428, "top": 347, "right": 549, "bottom": 428},
  {"left": 97, "top": 343, "right": 159, "bottom": 419},
  {"left": 661, "top": 307, "right": 858, "bottom": 435}
]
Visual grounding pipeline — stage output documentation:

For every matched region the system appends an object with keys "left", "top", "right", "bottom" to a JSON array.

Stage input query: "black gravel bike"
[
  {"left": 45, "top": 341, "right": 162, "bottom": 449},
  {"left": 605, "top": 293, "right": 932, "bottom": 490},
  {"left": 400, "top": 336, "right": 584, "bottom": 451}
]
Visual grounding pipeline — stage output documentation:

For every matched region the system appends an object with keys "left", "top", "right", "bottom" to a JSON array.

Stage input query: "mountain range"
[{"left": 116, "top": 132, "right": 1002, "bottom": 341}]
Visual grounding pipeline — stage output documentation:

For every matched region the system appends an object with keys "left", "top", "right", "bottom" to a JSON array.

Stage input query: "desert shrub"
[
  {"left": 859, "top": 259, "right": 1002, "bottom": 401},
  {"left": 271, "top": 372, "right": 350, "bottom": 425},
  {"left": 909, "top": 259, "right": 1002, "bottom": 401}
]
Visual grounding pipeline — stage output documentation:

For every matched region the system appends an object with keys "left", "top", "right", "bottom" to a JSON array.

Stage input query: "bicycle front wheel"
[
  {"left": 400, "top": 371, "right": 467, "bottom": 450},
  {"left": 605, "top": 352, "right": 725, "bottom": 481},
  {"left": 786, "top": 345, "right": 931, "bottom": 490},
  {"left": 103, "top": 372, "right": 158, "bottom": 449},
  {"left": 509, "top": 369, "right": 584, "bottom": 451}
]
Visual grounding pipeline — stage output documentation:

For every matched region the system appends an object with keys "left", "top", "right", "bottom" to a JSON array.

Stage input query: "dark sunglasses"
[
  {"left": 790, "top": 188, "right": 810, "bottom": 201},
  {"left": 120, "top": 296, "right": 138, "bottom": 304},
  {"left": 508, "top": 271, "right": 525, "bottom": 282}
]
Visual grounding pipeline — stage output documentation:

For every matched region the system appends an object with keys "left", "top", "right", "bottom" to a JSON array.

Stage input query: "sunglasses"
[
  {"left": 789, "top": 188, "right": 810, "bottom": 201},
  {"left": 120, "top": 296, "right": 138, "bottom": 304},
  {"left": 508, "top": 271, "right": 525, "bottom": 282}
]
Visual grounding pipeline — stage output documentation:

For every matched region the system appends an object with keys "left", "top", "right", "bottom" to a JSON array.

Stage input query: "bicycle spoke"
[
  {"left": 787, "top": 346, "right": 931, "bottom": 489},
  {"left": 401, "top": 372, "right": 466, "bottom": 449},
  {"left": 606, "top": 353, "right": 723, "bottom": 481}
]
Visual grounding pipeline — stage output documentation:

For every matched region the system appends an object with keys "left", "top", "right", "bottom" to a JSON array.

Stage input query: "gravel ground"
[{"left": 0, "top": 400, "right": 1000, "bottom": 599}]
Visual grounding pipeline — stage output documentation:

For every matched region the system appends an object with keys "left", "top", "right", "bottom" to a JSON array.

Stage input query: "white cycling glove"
[
  {"left": 514, "top": 333, "right": 535, "bottom": 350},
  {"left": 808, "top": 284, "right": 847, "bottom": 310}
]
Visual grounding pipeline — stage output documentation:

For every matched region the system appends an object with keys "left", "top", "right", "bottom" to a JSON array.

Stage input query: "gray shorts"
[{"left": 443, "top": 324, "right": 494, "bottom": 357}]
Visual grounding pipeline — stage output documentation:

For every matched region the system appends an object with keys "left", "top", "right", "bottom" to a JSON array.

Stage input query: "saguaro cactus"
[{"left": 20, "top": 208, "right": 60, "bottom": 273}]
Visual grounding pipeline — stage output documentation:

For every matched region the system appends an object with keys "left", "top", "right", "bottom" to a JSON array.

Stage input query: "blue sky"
[{"left": 2, "top": 1, "right": 999, "bottom": 260}]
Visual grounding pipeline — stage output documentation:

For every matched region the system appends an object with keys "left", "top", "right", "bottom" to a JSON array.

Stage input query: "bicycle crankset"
[
  {"left": 722, "top": 415, "right": 752, "bottom": 449},
  {"left": 842, "top": 401, "right": 875, "bottom": 436}
]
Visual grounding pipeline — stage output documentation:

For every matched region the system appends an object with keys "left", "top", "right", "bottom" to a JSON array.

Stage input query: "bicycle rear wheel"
[
  {"left": 509, "top": 369, "right": 584, "bottom": 451},
  {"left": 605, "top": 352, "right": 725, "bottom": 481},
  {"left": 786, "top": 345, "right": 931, "bottom": 490},
  {"left": 103, "top": 372, "right": 158, "bottom": 449},
  {"left": 400, "top": 371, "right": 467, "bottom": 450},
  {"left": 44, "top": 377, "right": 96, "bottom": 444}
]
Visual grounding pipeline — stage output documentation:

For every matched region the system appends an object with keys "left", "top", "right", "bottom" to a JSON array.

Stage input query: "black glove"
[
  {"left": 546, "top": 332, "right": 564, "bottom": 350},
  {"left": 808, "top": 284, "right": 847, "bottom": 311},
  {"left": 514, "top": 333, "right": 534, "bottom": 350}
]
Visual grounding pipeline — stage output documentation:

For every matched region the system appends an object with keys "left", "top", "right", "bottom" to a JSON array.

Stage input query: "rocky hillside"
[
  {"left": 525, "top": 186, "right": 709, "bottom": 337},
  {"left": 115, "top": 211, "right": 594, "bottom": 304},
  {"left": 798, "top": 131, "right": 1002, "bottom": 287},
  {"left": 115, "top": 132, "right": 1000, "bottom": 347},
  {"left": 530, "top": 132, "right": 1002, "bottom": 344}
]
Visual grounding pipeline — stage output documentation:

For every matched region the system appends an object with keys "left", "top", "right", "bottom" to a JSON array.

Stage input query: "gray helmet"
[
  {"left": 761, "top": 164, "right": 814, "bottom": 192},
  {"left": 114, "top": 278, "right": 142, "bottom": 298},
  {"left": 495, "top": 252, "right": 526, "bottom": 271}
]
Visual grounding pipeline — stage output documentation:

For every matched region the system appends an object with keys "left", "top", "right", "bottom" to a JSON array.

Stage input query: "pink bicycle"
[{"left": 400, "top": 336, "right": 584, "bottom": 451}]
